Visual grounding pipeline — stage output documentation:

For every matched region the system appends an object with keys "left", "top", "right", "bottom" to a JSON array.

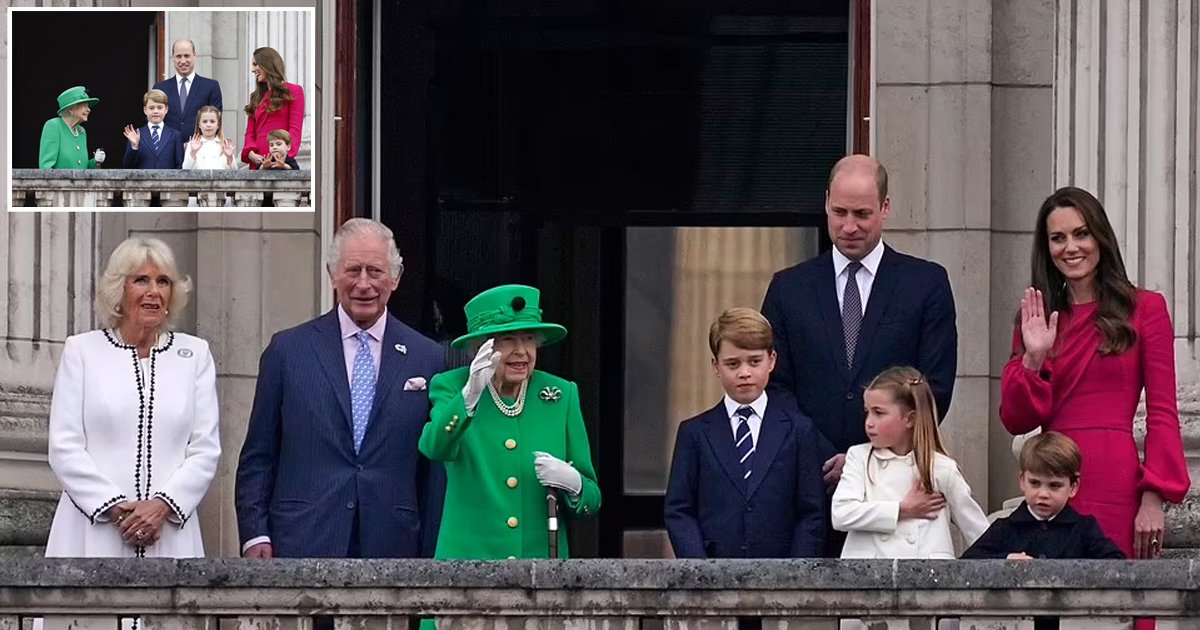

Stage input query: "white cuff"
[{"left": 242, "top": 535, "right": 271, "bottom": 555}]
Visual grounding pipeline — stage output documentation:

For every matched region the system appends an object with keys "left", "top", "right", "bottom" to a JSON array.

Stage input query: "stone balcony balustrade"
[
  {"left": 2, "top": 558, "right": 1200, "bottom": 629},
  {"left": 10, "top": 169, "right": 312, "bottom": 208}
]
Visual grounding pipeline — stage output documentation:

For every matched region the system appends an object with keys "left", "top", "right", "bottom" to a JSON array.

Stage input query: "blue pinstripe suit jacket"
[{"left": 235, "top": 309, "right": 446, "bottom": 557}]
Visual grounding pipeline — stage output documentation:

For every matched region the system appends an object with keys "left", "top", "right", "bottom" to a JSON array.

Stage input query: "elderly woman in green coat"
[
  {"left": 420, "top": 284, "right": 600, "bottom": 560},
  {"left": 39, "top": 86, "right": 105, "bottom": 169}
]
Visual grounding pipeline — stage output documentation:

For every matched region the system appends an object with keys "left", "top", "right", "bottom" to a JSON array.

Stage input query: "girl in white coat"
[{"left": 831, "top": 366, "right": 989, "bottom": 559}]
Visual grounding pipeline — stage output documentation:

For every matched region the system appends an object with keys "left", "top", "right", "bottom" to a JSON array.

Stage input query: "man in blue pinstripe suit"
[{"left": 235, "top": 218, "right": 446, "bottom": 558}]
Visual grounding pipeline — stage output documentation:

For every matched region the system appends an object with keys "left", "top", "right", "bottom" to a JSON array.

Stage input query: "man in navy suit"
[
  {"left": 153, "top": 39, "right": 223, "bottom": 141},
  {"left": 121, "top": 90, "right": 184, "bottom": 169},
  {"left": 665, "top": 308, "right": 825, "bottom": 559},
  {"left": 235, "top": 218, "right": 445, "bottom": 559},
  {"left": 761, "top": 155, "right": 958, "bottom": 554}
]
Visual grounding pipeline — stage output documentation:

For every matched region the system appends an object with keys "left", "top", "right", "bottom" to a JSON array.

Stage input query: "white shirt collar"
[
  {"left": 723, "top": 391, "right": 768, "bottom": 421},
  {"left": 1025, "top": 503, "right": 1060, "bottom": 522},
  {"left": 176, "top": 72, "right": 195, "bottom": 83},
  {"left": 832, "top": 239, "right": 885, "bottom": 279},
  {"left": 337, "top": 304, "right": 388, "bottom": 342}
]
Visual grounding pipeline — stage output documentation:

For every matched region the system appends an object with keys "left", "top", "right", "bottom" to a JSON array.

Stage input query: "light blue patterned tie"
[
  {"left": 350, "top": 330, "right": 375, "bottom": 453},
  {"left": 735, "top": 406, "right": 755, "bottom": 487}
]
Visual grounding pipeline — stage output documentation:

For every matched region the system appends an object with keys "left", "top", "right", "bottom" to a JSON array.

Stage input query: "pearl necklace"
[
  {"left": 66, "top": 120, "right": 81, "bottom": 137},
  {"left": 488, "top": 379, "right": 528, "bottom": 417}
]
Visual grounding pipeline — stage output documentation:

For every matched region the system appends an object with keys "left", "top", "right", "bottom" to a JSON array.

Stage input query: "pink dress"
[
  {"left": 1000, "top": 289, "right": 1189, "bottom": 557},
  {"left": 242, "top": 82, "right": 304, "bottom": 169}
]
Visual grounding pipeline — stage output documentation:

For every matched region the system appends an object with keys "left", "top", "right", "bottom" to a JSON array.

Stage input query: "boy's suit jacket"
[
  {"left": 664, "top": 396, "right": 825, "bottom": 558},
  {"left": 122, "top": 124, "right": 184, "bottom": 169}
]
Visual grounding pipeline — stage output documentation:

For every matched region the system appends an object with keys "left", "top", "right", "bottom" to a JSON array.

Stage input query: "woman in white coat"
[{"left": 45, "top": 237, "right": 220, "bottom": 560}]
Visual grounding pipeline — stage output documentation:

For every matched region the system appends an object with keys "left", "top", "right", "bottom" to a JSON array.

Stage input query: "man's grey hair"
[{"left": 325, "top": 218, "right": 404, "bottom": 279}]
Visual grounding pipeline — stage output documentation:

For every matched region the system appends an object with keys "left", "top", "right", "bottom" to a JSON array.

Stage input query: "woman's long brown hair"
[
  {"left": 1028, "top": 187, "right": 1136, "bottom": 355},
  {"left": 244, "top": 47, "right": 293, "bottom": 116},
  {"left": 865, "top": 366, "right": 948, "bottom": 493}
]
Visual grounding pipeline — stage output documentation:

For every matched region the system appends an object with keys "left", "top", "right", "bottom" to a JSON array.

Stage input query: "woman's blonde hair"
[
  {"left": 866, "top": 366, "right": 948, "bottom": 493},
  {"left": 193, "top": 105, "right": 225, "bottom": 144},
  {"left": 94, "top": 237, "right": 192, "bottom": 329}
]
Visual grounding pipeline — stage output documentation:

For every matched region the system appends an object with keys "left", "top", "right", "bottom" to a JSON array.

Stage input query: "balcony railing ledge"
[
  {"left": 11, "top": 169, "right": 312, "bottom": 207},
  {"left": 1, "top": 559, "right": 1198, "bottom": 618}
]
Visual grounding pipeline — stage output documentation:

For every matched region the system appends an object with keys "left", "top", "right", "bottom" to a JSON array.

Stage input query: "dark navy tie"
[
  {"left": 842, "top": 261, "right": 864, "bottom": 365},
  {"left": 734, "top": 405, "right": 755, "bottom": 485},
  {"left": 150, "top": 125, "right": 160, "bottom": 152}
]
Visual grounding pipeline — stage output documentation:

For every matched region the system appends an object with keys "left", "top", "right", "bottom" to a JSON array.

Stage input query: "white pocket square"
[{"left": 404, "top": 377, "right": 428, "bottom": 391}]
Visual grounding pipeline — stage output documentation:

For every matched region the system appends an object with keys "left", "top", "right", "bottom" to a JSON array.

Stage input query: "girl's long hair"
[
  {"left": 193, "top": 105, "right": 224, "bottom": 145},
  {"left": 866, "top": 366, "right": 948, "bottom": 493},
  {"left": 244, "top": 47, "right": 293, "bottom": 117},
  {"left": 1027, "top": 187, "right": 1136, "bottom": 355}
]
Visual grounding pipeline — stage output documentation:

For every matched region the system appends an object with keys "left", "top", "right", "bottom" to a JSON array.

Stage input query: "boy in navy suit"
[
  {"left": 665, "top": 307, "right": 825, "bottom": 559},
  {"left": 122, "top": 89, "right": 183, "bottom": 169}
]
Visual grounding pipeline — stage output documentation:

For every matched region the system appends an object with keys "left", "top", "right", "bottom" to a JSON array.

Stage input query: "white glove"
[
  {"left": 93, "top": 149, "right": 106, "bottom": 165},
  {"left": 462, "top": 338, "right": 500, "bottom": 416},
  {"left": 533, "top": 451, "right": 582, "bottom": 496}
]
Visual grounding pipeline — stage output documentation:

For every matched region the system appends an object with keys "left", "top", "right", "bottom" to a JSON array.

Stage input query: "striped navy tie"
[{"left": 734, "top": 405, "right": 755, "bottom": 486}]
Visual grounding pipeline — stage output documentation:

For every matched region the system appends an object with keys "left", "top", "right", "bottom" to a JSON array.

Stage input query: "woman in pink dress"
[
  {"left": 1001, "top": 187, "right": 1189, "bottom": 627},
  {"left": 241, "top": 47, "right": 304, "bottom": 170}
]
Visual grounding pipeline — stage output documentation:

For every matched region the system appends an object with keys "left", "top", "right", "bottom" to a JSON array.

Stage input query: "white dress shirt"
[
  {"left": 723, "top": 391, "right": 767, "bottom": 446},
  {"left": 176, "top": 72, "right": 195, "bottom": 97},
  {"left": 832, "top": 239, "right": 885, "bottom": 314}
]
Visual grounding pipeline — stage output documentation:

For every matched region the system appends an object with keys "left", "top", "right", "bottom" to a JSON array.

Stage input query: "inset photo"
[{"left": 7, "top": 7, "right": 315, "bottom": 210}]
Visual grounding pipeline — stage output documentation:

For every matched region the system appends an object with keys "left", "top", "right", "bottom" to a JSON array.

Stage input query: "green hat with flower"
[
  {"left": 56, "top": 86, "right": 99, "bottom": 115},
  {"left": 452, "top": 284, "right": 568, "bottom": 349}
]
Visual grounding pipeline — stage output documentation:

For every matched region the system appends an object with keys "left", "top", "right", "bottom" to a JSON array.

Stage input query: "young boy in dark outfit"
[{"left": 963, "top": 431, "right": 1123, "bottom": 629}]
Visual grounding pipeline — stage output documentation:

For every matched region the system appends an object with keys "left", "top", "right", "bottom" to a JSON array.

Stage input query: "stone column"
[
  {"left": 986, "top": 0, "right": 1057, "bottom": 509},
  {"left": 1054, "top": 0, "right": 1200, "bottom": 552},
  {"left": 0, "top": 212, "right": 101, "bottom": 556},
  {"left": 873, "top": 0, "right": 1001, "bottom": 507}
]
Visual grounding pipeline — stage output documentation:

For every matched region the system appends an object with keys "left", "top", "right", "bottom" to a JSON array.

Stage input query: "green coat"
[
  {"left": 39, "top": 117, "right": 95, "bottom": 169},
  {"left": 419, "top": 367, "right": 601, "bottom": 560}
]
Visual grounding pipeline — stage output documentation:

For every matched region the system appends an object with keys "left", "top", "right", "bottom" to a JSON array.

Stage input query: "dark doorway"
[
  {"left": 379, "top": 0, "right": 849, "bottom": 558},
  {"left": 11, "top": 11, "right": 157, "bottom": 169}
]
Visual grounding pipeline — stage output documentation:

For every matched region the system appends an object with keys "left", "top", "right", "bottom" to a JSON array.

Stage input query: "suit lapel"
[
  {"left": 746, "top": 399, "right": 790, "bottom": 498},
  {"left": 851, "top": 246, "right": 900, "bottom": 382},
  {"left": 813, "top": 252, "right": 851, "bottom": 374},
  {"left": 312, "top": 310, "right": 353, "bottom": 425},
  {"left": 370, "top": 314, "right": 410, "bottom": 425},
  {"left": 702, "top": 405, "right": 748, "bottom": 497}
]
